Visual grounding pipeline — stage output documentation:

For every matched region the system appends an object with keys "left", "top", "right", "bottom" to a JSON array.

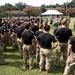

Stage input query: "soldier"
[
  {"left": 45, "top": 18, "right": 48, "bottom": 26},
  {"left": 66, "top": 15, "right": 70, "bottom": 28},
  {"left": 37, "top": 25, "right": 57, "bottom": 74},
  {"left": 1, "top": 21, "right": 9, "bottom": 51},
  {"left": 50, "top": 16, "right": 53, "bottom": 25},
  {"left": 16, "top": 21, "right": 25, "bottom": 58},
  {"left": 53, "top": 18, "right": 60, "bottom": 35},
  {"left": 35, "top": 24, "right": 43, "bottom": 62},
  {"left": 10, "top": 20, "right": 17, "bottom": 50},
  {"left": 0, "top": 27, "right": 9, "bottom": 65},
  {"left": 31, "top": 19, "right": 39, "bottom": 52},
  {"left": 21, "top": 23, "right": 35, "bottom": 70},
  {"left": 32, "top": 19, "right": 39, "bottom": 35},
  {"left": 63, "top": 16, "right": 70, "bottom": 28},
  {"left": 40, "top": 18, "right": 43, "bottom": 24},
  {"left": 54, "top": 19, "right": 72, "bottom": 67},
  {"left": 73, "top": 18, "right": 75, "bottom": 30},
  {"left": 0, "top": 17, "right": 2, "bottom": 27},
  {"left": 63, "top": 36, "right": 75, "bottom": 75}
]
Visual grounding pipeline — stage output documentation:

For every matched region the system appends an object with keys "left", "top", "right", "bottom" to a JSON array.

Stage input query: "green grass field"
[{"left": 0, "top": 18, "right": 75, "bottom": 75}]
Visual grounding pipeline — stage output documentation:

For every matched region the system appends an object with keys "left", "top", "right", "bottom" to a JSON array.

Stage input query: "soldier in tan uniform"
[
  {"left": 21, "top": 23, "right": 35, "bottom": 70},
  {"left": 16, "top": 21, "right": 25, "bottom": 58},
  {"left": 10, "top": 20, "right": 17, "bottom": 50},
  {"left": 37, "top": 25, "right": 57, "bottom": 74},
  {"left": 55, "top": 20, "right": 72, "bottom": 67},
  {"left": 0, "top": 28, "right": 9, "bottom": 65},
  {"left": 63, "top": 36, "right": 75, "bottom": 75},
  {"left": 1, "top": 21, "right": 9, "bottom": 51},
  {"left": 35, "top": 24, "right": 43, "bottom": 62}
]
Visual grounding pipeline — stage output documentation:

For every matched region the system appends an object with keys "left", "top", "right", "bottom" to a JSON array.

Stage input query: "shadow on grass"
[
  {"left": 4, "top": 48, "right": 20, "bottom": 59},
  {"left": 4, "top": 53, "right": 20, "bottom": 59},
  {"left": 5, "top": 47, "right": 19, "bottom": 53},
  {"left": 51, "top": 64, "right": 64, "bottom": 74},
  {"left": 6, "top": 60, "right": 39, "bottom": 72},
  {"left": 4, "top": 55, "right": 65, "bottom": 74},
  {"left": 50, "top": 57, "right": 64, "bottom": 74},
  {"left": 3, "top": 46, "right": 64, "bottom": 74},
  {"left": 7, "top": 61, "right": 25, "bottom": 71}
]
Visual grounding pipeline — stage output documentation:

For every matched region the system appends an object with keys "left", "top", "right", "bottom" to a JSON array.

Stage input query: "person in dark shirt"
[
  {"left": 31, "top": 20, "right": 39, "bottom": 35},
  {"left": 31, "top": 20, "right": 39, "bottom": 54},
  {"left": 73, "top": 18, "right": 75, "bottom": 29},
  {"left": 1, "top": 21, "right": 9, "bottom": 35},
  {"left": 40, "top": 18, "right": 43, "bottom": 24},
  {"left": 0, "top": 17, "right": 2, "bottom": 27},
  {"left": 0, "top": 30, "right": 9, "bottom": 65},
  {"left": 10, "top": 20, "right": 17, "bottom": 50},
  {"left": 35, "top": 24, "right": 43, "bottom": 37},
  {"left": 37, "top": 25, "right": 57, "bottom": 74},
  {"left": 21, "top": 23, "right": 35, "bottom": 70},
  {"left": 63, "top": 36, "right": 75, "bottom": 75},
  {"left": 55, "top": 28, "right": 72, "bottom": 43},
  {"left": 1, "top": 21, "right": 9, "bottom": 51},
  {"left": 16, "top": 21, "right": 25, "bottom": 39},
  {"left": 10, "top": 21, "right": 17, "bottom": 34},
  {"left": 35, "top": 24, "right": 43, "bottom": 62},
  {"left": 16, "top": 21, "right": 25, "bottom": 58},
  {"left": 54, "top": 19, "right": 72, "bottom": 67}
]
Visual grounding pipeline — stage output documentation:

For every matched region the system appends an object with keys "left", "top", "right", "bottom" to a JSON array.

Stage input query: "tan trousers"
[
  {"left": 36, "top": 43, "right": 40, "bottom": 62},
  {"left": 39, "top": 48, "right": 52, "bottom": 70},
  {"left": 63, "top": 52, "right": 75, "bottom": 75},
  {"left": 17, "top": 38, "right": 23, "bottom": 58},
  {"left": 1, "top": 34, "right": 8, "bottom": 50},
  {"left": 22, "top": 44, "right": 34, "bottom": 69},
  {"left": 10, "top": 34, "right": 17, "bottom": 49},
  {"left": 55, "top": 42, "right": 68, "bottom": 66},
  {"left": 0, "top": 40, "right": 6, "bottom": 64}
]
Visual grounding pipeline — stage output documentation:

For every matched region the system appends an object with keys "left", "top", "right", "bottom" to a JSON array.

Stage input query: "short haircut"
[
  {"left": 25, "top": 23, "right": 31, "bottom": 30},
  {"left": 13, "top": 20, "right": 16, "bottom": 23},
  {"left": 35, "top": 19, "right": 38, "bottom": 23},
  {"left": 39, "top": 24, "right": 43, "bottom": 29},
  {"left": 44, "top": 25, "right": 50, "bottom": 31},
  {"left": 18, "top": 21, "right": 24, "bottom": 26},
  {"left": 2, "top": 21, "right": 6, "bottom": 25},
  {"left": 61, "top": 19, "right": 67, "bottom": 25},
  {"left": 18, "top": 22, "right": 21, "bottom": 26}
]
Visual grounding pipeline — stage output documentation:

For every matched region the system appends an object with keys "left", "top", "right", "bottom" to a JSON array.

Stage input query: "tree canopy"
[{"left": 0, "top": 1, "right": 75, "bottom": 17}]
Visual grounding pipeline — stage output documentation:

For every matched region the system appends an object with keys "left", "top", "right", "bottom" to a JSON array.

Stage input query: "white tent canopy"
[{"left": 42, "top": 10, "right": 63, "bottom": 16}]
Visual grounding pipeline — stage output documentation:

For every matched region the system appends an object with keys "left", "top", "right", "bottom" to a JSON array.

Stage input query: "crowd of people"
[{"left": 0, "top": 16, "right": 75, "bottom": 75}]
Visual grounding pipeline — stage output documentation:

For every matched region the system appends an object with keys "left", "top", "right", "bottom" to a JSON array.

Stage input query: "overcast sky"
[{"left": 0, "top": 0, "right": 72, "bottom": 6}]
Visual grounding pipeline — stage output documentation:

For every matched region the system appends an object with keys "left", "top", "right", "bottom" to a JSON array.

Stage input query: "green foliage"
[
  {"left": 1, "top": 3, "right": 13, "bottom": 11},
  {"left": 40, "top": 4, "right": 46, "bottom": 13},
  {"left": 15, "top": 2, "right": 26, "bottom": 11},
  {"left": 23, "top": 7, "right": 41, "bottom": 17},
  {"left": 0, "top": 1, "right": 75, "bottom": 17}
]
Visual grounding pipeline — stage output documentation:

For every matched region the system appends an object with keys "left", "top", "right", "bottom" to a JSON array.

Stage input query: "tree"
[
  {"left": 0, "top": 7, "right": 3, "bottom": 13},
  {"left": 56, "top": 7, "right": 65, "bottom": 13},
  {"left": 72, "top": 0, "right": 75, "bottom": 4},
  {"left": 67, "top": 8, "right": 75, "bottom": 16},
  {"left": 1, "top": 3, "right": 13, "bottom": 11},
  {"left": 15, "top": 2, "right": 26, "bottom": 11},
  {"left": 40, "top": 4, "right": 46, "bottom": 13},
  {"left": 0, "top": 7, "right": 4, "bottom": 16},
  {"left": 23, "top": 6, "right": 41, "bottom": 17}
]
